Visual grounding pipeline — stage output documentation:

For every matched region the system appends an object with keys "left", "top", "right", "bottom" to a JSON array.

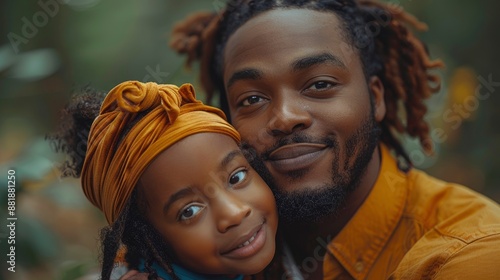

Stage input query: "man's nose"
[{"left": 266, "top": 93, "right": 312, "bottom": 136}]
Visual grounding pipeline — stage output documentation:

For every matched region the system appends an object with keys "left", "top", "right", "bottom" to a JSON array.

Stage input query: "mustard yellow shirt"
[{"left": 323, "top": 145, "right": 500, "bottom": 279}]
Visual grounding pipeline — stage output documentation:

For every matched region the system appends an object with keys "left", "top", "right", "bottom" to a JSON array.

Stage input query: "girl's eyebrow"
[
  {"left": 163, "top": 187, "right": 195, "bottom": 214},
  {"left": 163, "top": 149, "right": 244, "bottom": 214},
  {"left": 220, "top": 149, "right": 245, "bottom": 169}
]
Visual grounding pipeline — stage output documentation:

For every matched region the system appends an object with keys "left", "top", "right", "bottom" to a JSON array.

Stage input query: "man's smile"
[{"left": 267, "top": 143, "right": 329, "bottom": 173}]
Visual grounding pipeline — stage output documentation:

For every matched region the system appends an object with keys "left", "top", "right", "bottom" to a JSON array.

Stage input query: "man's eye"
[
  {"left": 229, "top": 169, "right": 248, "bottom": 186},
  {"left": 179, "top": 204, "right": 204, "bottom": 221},
  {"left": 307, "top": 81, "right": 334, "bottom": 90},
  {"left": 241, "top": 96, "right": 264, "bottom": 106}
]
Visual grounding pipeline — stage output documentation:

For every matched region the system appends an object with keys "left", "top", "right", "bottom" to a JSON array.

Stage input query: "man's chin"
[
  {"left": 272, "top": 177, "right": 332, "bottom": 194},
  {"left": 273, "top": 182, "right": 348, "bottom": 224}
]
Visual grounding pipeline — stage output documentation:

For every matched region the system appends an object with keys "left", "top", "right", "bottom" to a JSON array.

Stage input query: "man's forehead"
[
  {"left": 222, "top": 8, "right": 353, "bottom": 75},
  {"left": 224, "top": 8, "right": 344, "bottom": 51}
]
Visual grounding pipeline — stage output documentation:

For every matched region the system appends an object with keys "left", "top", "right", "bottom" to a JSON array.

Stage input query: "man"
[{"left": 128, "top": 0, "right": 500, "bottom": 278}]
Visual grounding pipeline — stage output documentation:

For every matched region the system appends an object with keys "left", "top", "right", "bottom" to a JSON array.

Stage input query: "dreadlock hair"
[
  {"left": 170, "top": 0, "right": 444, "bottom": 165},
  {"left": 48, "top": 87, "right": 180, "bottom": 280}
]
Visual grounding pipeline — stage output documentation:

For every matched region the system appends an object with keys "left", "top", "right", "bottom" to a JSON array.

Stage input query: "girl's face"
[{"left": 140, "top": 132, "right": 278, "bottom": 275}]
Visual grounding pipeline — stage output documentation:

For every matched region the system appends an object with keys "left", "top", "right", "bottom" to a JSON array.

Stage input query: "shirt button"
[{"left": 355, "top": 261, "right": 364, "bottom": 273}]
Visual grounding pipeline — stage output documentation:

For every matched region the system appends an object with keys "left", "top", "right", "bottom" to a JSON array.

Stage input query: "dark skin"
[
  {"left": 122, "top": 8, "right": 386, "bottom": 280},
  {"left": 141, "top": 133, "right": 277, "bottom": 276},
  {"left": 222, "top": 9, "right": 385, "bottom": 278}
]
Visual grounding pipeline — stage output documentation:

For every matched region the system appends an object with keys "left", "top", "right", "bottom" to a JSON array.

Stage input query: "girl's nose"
[{"left": 214, "top": 191, "right": 252, "bottom": 233}]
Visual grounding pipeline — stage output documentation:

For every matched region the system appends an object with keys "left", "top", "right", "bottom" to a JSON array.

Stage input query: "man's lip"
[
  {"left": 268, "top": 143, "right": 327, "bottom": 160},
  {"left": 220, "top": 223, "right": 264, "bottom": 255},
  {"left": 267, "top": 143, "right": 328, "bottom": 173}
]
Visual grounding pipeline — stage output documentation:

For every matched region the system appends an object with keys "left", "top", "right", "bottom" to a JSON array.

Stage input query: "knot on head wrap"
[
  {"left": 81, "top": 81, "right": 240, "bottom": 224},
  {"left": 104, "top": 81, "right": 199, "bottom": 122}
]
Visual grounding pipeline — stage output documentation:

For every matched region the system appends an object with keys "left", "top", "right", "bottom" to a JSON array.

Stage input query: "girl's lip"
[{"left": 221, "top": 223, "right": 266, "bottom": 259}]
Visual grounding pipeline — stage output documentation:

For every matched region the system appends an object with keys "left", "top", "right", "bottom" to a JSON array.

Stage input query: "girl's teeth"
[{"left": 237, "top": 232, "right": 257, "bottom": 248}]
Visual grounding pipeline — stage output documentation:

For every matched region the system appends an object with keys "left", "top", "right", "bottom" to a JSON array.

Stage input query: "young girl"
[{"left": 51, "top": 81, "right": 278, "bottom": 279}]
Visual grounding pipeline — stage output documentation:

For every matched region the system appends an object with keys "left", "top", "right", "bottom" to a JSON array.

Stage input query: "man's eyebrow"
[
  {"left": 163, "top": 187, "right": 195, "bottom": 214},
  {"left": 292, "top": 53, "right": 347, "bottom": 71},
  {"left": 226, "top": 68, "right": 263, "bottom": 89},
  {"left": 220, "top": 149, "right": 245, "bottom": 169}
]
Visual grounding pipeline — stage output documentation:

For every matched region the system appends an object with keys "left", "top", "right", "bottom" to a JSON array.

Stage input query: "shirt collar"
[{"left": 326, "top": 144, "right": 408, "bottom": 278}]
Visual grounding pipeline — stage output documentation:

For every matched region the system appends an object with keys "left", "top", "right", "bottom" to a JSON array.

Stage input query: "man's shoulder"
[
  {"left": 405, "top": 168, "right": 500, "bottom": 242},
  {"left": 393, "top": 231, "right": 500, "bottom": 279},
  {"left": 393, "top": 169, "right": 500, "bottom": 278}
]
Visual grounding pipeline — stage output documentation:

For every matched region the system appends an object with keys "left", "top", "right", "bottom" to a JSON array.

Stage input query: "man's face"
[{"left": 222, "top": 9, "right": 386, "bottom": 222}]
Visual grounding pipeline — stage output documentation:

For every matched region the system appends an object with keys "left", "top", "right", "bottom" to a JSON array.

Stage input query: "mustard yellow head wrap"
[{"left": 81, "top": 81, "right": 240, "bottom": 224}]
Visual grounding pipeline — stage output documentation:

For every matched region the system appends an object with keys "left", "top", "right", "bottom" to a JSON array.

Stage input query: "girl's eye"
[
  {"left": 179, "top": 204, "right": 204, "bottom": 221},
  {"left": 241, "top": 96, "right": 264, "bottom": 106},
  {"left": 229, "top": 169, "right": 248, "bottom": 186},
  {"left": 307, "top": 81, "right": 335, "bottom": 90}
]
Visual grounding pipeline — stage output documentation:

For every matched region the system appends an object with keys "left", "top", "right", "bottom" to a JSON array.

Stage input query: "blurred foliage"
[{"left": 0, "top": 0, "right": 499, "bottom": 279}]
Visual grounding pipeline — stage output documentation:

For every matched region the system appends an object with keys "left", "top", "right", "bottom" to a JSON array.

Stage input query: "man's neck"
[
  {"left": 280, "top": 186, "right": 369, "bottom": 261},
  {"left": 280, "top": 146, "right": 382, "bottom": 277}
]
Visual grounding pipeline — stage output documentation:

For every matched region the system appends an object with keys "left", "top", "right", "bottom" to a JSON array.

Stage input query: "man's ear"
[{"left": 369, "top": 76, "right": 386, "bottom": 122}]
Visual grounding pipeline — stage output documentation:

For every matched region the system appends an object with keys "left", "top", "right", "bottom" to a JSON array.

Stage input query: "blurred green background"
[{"left": 0, "top": 0, "right": 499, "bottom": 279}]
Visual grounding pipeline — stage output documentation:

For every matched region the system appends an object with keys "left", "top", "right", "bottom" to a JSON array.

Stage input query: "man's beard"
[{"left": 242, "top": 111, "right": 381, "bottom": 224}]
